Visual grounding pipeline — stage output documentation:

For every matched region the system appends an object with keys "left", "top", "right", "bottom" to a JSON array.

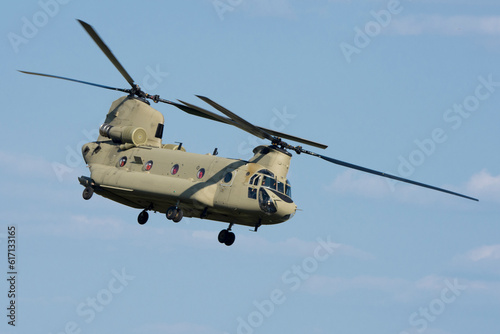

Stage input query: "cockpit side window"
[
  {"left": 253, "top": 176, "right": 261, "bottom": 186},
  {"left": 277, "top": 181, "right": 285, "bottom": 193},
  {"left": 248, "top": 187, "right": 257, "bottom": 199},
  {"left": 285, "top": 180, "right": 292, "bottom": 198}
]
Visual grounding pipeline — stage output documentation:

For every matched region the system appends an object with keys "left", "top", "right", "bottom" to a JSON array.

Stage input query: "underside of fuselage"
[{"left": 80, "top": 172, "right": 291, "bottom": 228}]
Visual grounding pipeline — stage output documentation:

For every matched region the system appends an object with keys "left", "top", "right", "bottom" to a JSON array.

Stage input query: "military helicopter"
[{"left": 20, "top": 20, "right": 478, "bottom": 246}]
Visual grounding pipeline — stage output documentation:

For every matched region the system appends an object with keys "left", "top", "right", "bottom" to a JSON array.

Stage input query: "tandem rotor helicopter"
[{"left": 21, "top": 20, "right": 478, "bottom": 246}]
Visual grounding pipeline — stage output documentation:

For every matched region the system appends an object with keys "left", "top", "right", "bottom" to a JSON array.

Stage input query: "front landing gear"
[
  {"left": 82, "top": 186, "right": 94, "bottom": 200},
  {"left": 218, "top": 223, "right": 235, "bottom": 246},
  {"left": 138, "top": 210, "right": 149, "bottom": 225}
]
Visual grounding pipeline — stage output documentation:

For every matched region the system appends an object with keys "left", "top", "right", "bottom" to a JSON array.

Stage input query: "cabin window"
[
  {"left": 197, "top": 168, "right": 205, "bottom": 179},
  {"left": 171, "top": 164, "right": 179, "bottom": 175},
  {"left": 144, "top": 160, "right": 153, "bottom": 171},
  {"left": 224, "top": 172, "right": 233, "bottom": 183},
  {"left": 118, "top": 156, "right": 127, "bottom": 167}
]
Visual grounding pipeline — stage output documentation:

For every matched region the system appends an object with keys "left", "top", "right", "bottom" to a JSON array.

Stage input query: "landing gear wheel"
[
  {"left": 225, "top": 232, "right": 235, "bottom": 246},
  {"left": 82, "top": 186, "right": 94, "bottom": 200},
  {"left": 218, "top": 229, "right": 235, "bottom": 246},
  {"left": 166, "top": 206, "right": 183, "bottom": 223},
  {"left": 138, "top": 210, "right": 149, "bottom": 225},
  {"left": 218, "top": 229, "right": 228, "bottom": 243},
  {"left": 172, "top": 209, "right": 183, "bottom": 223},
  {"left": 166, "top": 206, "right": 177, "bottom": 220}
]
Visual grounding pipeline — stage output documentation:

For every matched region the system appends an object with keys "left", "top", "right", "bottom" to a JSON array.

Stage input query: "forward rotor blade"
[
  {"left": 259, "top": 127, "right": 328, "bottom": 150},
  {"left": 177, "top": 98, "right": 328, "bottom": 149},
  {"left": 77, "top": 19, "right": 136, "bottom": 88},
  {"left": 196, "top": 95, "right": 275, "bottom": 141},
  {"left": 299, "top": 148, "right": 478, "bottom": 201},
  {"left": 18, "top": 70, "right": 130, "bottom": 93}
]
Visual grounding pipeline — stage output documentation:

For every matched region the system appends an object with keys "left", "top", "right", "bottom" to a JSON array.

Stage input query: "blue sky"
[{"left": 1, "top": 0, "right": 500, "bottom": 333}]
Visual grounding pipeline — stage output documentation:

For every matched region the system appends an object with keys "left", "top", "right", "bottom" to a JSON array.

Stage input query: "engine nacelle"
[{"left": 99, "top": 123, "right": 148, "bottom": 146}]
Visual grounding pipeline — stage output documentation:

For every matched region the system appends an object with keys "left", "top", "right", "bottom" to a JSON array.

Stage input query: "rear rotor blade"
[
  {"left": 18, "top": 70, "right": 130, "bottom": 93},
  {"left": 176, "top": 99, "right": 234, "bottom": 125},
  {"left": 77, "top": 19, "right": 136, "bottom": 88},
  {"left": 297, "top": 147, "right": 478, "bottom": 201}
]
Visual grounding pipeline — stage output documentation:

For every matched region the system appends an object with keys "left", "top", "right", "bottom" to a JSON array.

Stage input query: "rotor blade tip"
[{"left": 77, "top": 19, "right": 89, "bottom": 26}]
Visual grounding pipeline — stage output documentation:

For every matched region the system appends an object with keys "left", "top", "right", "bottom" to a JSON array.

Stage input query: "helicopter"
[{"left": 20, "top": 20, "right": 478, "bottom": 246}]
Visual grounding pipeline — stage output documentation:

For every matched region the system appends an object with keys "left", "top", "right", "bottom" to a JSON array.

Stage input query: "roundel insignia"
[
  {"left": 197, "top": 168, "right": 205, "bottom": 179},
  {"left": 118, "top": 156, "right": 127, "bottom": 167},
  {"left": 171, "top": 164, "right": 179, "bottom": 175}
]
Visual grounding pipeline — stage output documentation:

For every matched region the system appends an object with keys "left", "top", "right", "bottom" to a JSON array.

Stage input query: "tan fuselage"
[{"left": 79, "top": 96, "right": 297, "bottom": 228}]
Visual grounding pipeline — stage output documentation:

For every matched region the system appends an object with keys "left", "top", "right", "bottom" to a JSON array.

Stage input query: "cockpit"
[{"left": 247, "top": 168, "right": 296, "bottom": 218}]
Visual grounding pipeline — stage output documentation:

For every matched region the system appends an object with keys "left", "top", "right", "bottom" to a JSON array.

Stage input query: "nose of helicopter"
[
  {"left": 277, "top": 200, "right": 297, "bottom": 222},
  {"left": 257, "top": 188, "right": 296, "bottom": 223}
]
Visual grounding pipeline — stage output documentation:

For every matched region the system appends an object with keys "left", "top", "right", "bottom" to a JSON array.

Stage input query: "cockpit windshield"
[
  {"left": 250, "top": 172, "right": 292, "bottom": 198},
  {"left": 262, "top": 176, "right": 276, "bottom": 190},
  {"left": 257, "top": 169, "right": 274, "bottom": 177}
]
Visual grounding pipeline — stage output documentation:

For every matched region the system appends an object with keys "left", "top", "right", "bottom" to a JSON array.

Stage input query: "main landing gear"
[
  {"left": 218, "top": 223, "right": 235, "bottom": 246},
  {"left": 166, "top": 206, "right": 183, "bottom": 223},
  {"left": 137, "top": 210, "right": 149, "bottom": 225},
  {"left": 137, "top": 206, "right": 184, "bottom": 225}
]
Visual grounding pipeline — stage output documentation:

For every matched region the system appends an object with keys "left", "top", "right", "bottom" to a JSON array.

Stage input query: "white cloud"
[
  {"left": 327, "top": 169, "right": 393, "bottom": 199},
  {"left": 0, "top": 149, "right": 86, "bottom": 186},
  {"left": 466, "top": 170, "right": 500, "bottom": 202},
  {"left": 389, "top": 15, "right": 500, "bottom": 36},
  {"left": 0, "top": 150, "right": 56, "bottom": 179},
  {"left": 415, "top": 275, "right": 446, "bottom": 290},
  {"left": 305, "top": 275, "right": 410, "bottom": 295},
  {"left": 230, "top": 233, "right": 374, "bottom": 259},
  {"left": 26, "top": 214, "right": 139, "bottom": 240},
  {"left": 326, "top": 169, "right": 473, "bottom": 205},
  {"left": 191, "top": 227, "right": 372, "bottom": 258},
  {"left": 452, "top": 244, "right": 500, "bottom": 276},
  {"left": 304, "top": 272, "right": 500, "bottom": 303},
  {"left": 22, "top": 211, "right": 372, "bottom": 260},
  {"left": 464, "top": 244, "right": 500, "bottom": 262}
]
